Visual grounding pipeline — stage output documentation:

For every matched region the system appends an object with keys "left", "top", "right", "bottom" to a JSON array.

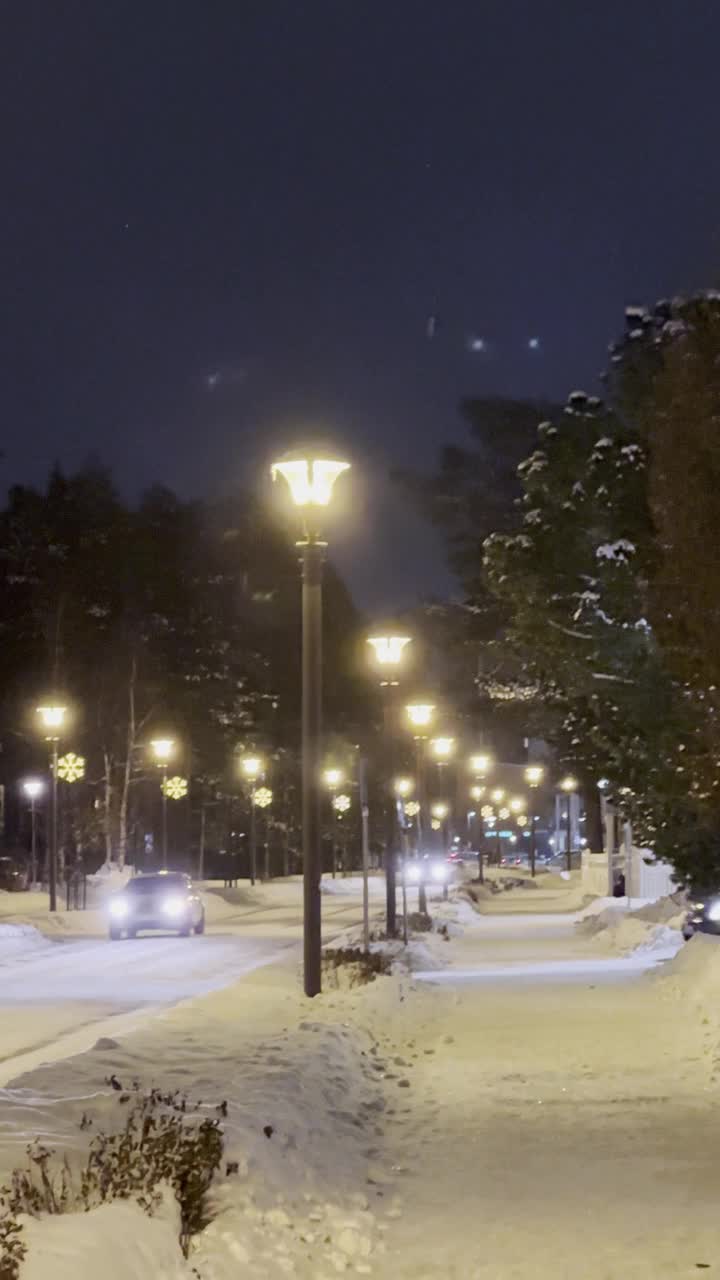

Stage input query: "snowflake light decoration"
[
  {"left": 162, "top": 775, "right": 188, "bottom": 800},
  {"left": 56, "top": 753, "right": 85, "bottom": 783}
]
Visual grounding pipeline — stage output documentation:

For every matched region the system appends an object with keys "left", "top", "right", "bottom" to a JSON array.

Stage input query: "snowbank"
[
  {"left": 0, "top": 923, "right": 53, "bottom": 961},
  {"left": 20, "top": 1194, "right": 186, "bottom": 1280}
]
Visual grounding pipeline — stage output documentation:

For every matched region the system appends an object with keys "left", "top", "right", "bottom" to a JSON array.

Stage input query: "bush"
[
  {"left": 322, "top": 946, "right": 392, "bottom": 987},
  {"left": 0, "top": 1086, "right": 225, "bottom": 1274},
  {"left": 407, "top": 911, "right": 432, "bottom": 932}
]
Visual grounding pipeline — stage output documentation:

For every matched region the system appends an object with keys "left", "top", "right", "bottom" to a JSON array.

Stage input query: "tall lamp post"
[
  {"left": 36, "top": 704, "right": 68, "bottom": 913},
  {"left": 254, "top": 786, "right": 273, "bottom": 879},
  {"left": 468, "top": 754, "right": 492, "bottom": 881},
  {"left": 524, "top": 764, "right": 544, "bottom": 877},
  {"left": 151, "top": 738, "right": 175, "bottom": 869},
  {"left": 22, "top": 778, "right": 44, "bottom": 887},
  {"left": 559, "top": 775, "right": 579, "bottom": 872},
  {"left": 367, "top": 631, "right": 412, "bottom": 937},
  {"left": 272, "top": 450, "right": 350, "bottom": 998},
  {"left": 240, "top": 755, "right": 265, "bottom": 886},
  {"left": 323, "top": 767, "right": 344, "bottom": 878},
  {"left": 405, "top": 702, "right": 435, "bottom": 915}
]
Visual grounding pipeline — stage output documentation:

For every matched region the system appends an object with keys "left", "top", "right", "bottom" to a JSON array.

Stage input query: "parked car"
[
  {"left": 0, "top": 857, "right": 28, "bottom": 892},
  {"left": 107, "top": 872, "right": 205, "bottom": 940}
]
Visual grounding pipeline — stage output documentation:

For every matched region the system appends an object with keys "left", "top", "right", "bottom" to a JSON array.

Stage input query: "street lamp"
[
  {"left": 151, "top": 737, "right": 176, "bottom": 869},
  {"left": 254, "top": 786, "right": 274, "bottom": 879},
  {"left": 559, "top": 775, "right": 579, "bottom": 872},
  {"left": 524, "top": 764, "right": 544, "bottom": 877},
  {"left": 491, "top": 788, "right": 505, "bottom": 805},
  {"left": 22, "top": 778, "right": 44, "bottom": 887},
  {"left": 240, "top": 755, "right": 266, "bottom": 886},
  {"left": 509, "top": 796, "right": 526, "bottom": 814},
  {"left": 469, "top": 753, "right": 493, "bottom": 777},
  {"left": 368, "top": 630, "right": 413, "bottom": 937},
  {"left": 394, "top": 777, "right": 414, "bottom": 798},
  {"left": 272, "top": 449, "right": 350, "bottom": 997},
  {"left": 36, "top": 703, "right": 68, "bottom": 912},
  {"left": 430, "top": 737, "right": 455, "bottom": 763},
  {"left": 367, "top": 634, "right": 412, "bottom": 685},
  {"left": 323, "top": 767, "right": 344, "bottom": 878}
]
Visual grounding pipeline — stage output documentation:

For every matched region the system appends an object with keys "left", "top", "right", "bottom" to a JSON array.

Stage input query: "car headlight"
[
  {"left": 405, "top": 864, "right": 421, "bottom": 883},
  {"left": 163, "top": 895, "right": 186, "bottom": 917},
  {"left": 109, "top": 898, "right": 129, "bottom": 920},
  {"left": 430, "top": 862, "right": 448, "bottom": 882},
  {"left": 693, "top": 902, "right": 705, "bottom": 911},
  {"left": 707, "top": 900, "right": 720, "bottom": 922}
]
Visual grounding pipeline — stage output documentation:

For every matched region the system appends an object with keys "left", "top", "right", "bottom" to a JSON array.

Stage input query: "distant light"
[
  {"left": 151, "top": 738, "right": 175, "bottom": 764},
  {"left": 597, "top": 778, "right": 609, "bottom": 790},
  {"left": 23, "top": 778, "right": 44, "bottom": 800},
  {"left": 431, "top": 737, "right": 455, "bottom": 760},
  {"left": 528, "top": 337, "right": 540, "bottom": 350},
  {"left": 404, "top": 800, "right": 420, "bottom": 817},
  {"left": 406, "top": 703, "right": 435, "bottom": 730},
  {"left": 559, "top": 775, "right": 579, "bottom": 793},
  {"left": 431, "top": 802, "right": 449, "bottom": 820},
  {"left": 240, "top": 755, "right": 264, "bottom": 781},
  {"left": 525, "top": 765, "right": 544, "bottom": 787},
  {"left": 394, "top": 777, "right": 414, "bottom": 798},
  {"left": 469, "top": 753, "right": 493, "bottom": 776},
  {"left": 323, "top": 768, "right": 344, "bottom": 789},
  {"left": 468, "top": 336, "right": 486, "bottom": 352}
]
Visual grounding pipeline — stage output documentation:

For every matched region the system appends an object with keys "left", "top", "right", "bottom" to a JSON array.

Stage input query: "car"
[
  {"left": 682, "top": 893, "right": 720, "bottom": 941},
  {"left": 0, "top": 857, "right": 28, "bottom": 892},
  {"left": 107, "top": 872, "right": 205, "bottom": 940}
]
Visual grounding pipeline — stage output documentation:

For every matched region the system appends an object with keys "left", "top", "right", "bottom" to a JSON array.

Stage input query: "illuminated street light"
[
  {"left": 36, "top": 703, "right": 68, "bottom": 913},
  {"left": 431, "top": 737, "right": 455, "bottom": 761},
  {"left": 509, "top": 796, "right": 526, "bottom": 814},
  {"left": 491, "top": 788, "right": 505, "bottom": 805},
  {"left": 162, "top": 775, "right": 188, "bottom": 800},
  {"left": 406, "top": 703, "right": 435, "bottom": 731},
  {"left": 273, "top": 449, "right": 350, "bottom": 995},
  {"left": 431, "top": 802, "right": 449, "bottom": 820},
  {"left": 240, "top": 755, "right": 264, "bottom": 782},
  {"left": 22, "top": 778, "right": 44, "bottom": 886},
  {"left": 559, "top": 775, "right": 579, "bottom": 873},
  {"left": 57, "top": 752, "right": 85, "bottom": 783},
  {"left": 469, "top": 753, "right": 493, "bottom": 776},
  {"left": 151, "top": 737, "right": 178, "bottom": 870},
  {"left": 470, "top": 784, "right": 485, "bottom": 802},
  {"left": 394, "top": 777, "right": 414, "bottom": 798},
  {"left": 323, "top": 767, "right": 344, "bottom": 790},
  {"left": 523, "top": 764, "right": 544, "bottom": 877},
  {"left": 367, "top": 634, "right": 412, "bottom": 670}
]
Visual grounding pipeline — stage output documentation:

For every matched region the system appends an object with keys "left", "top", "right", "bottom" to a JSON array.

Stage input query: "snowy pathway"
[{"left": 374, "top": 909, "right": 720, "bottom": 1278}]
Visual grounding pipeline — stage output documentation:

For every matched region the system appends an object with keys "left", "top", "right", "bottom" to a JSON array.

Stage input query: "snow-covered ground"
[{"left": 3, "top": 878, "right": 720, "bottom": 1278}]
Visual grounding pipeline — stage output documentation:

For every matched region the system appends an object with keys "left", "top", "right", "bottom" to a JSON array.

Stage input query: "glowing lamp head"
[
  {"left": 431, "top": 737, "right": 455, "bottom": 761},
  {"left": 394, "top": 777, "right": 414, "bottom": 798},
  {"left": 323, "top": 768, "right": 344, "bottom": 789},
  {"left": 272, "top": 456, "right": 350, "bottom": 508},
  {"left": 525, "top": 765, "right": 544, "bottom": 787},
  {"left": 470, "top": 785, "right": 485, "bottom": 802},
  {"left": 23, "top": 778, "right": 44, "bottom": 801},
  {"left": 560, "top": 775, "right": 579, "bottom": 793},
  {"left": 469, "top": 753, "right": 493, "bottom": 776},
  {"left": 37, "top": 705, "right": 67, "bottom": 738},
  {"left": 367, "top": 635, "right": 412, "bottom": 667},
  {"left": 240, "top": 755, "right": 264, "bottom": 781},
  {"left": 431, "top": 802, "right": 449, "bottom": 820},
  {"left": 491, "top": 788, "right": 505, "bottom": 805},
  {"left": 510, "top": 796, "right": 526, "bottom": 814},
  {"left": 405, "top": 703, "right": 435, "bottom": 731},
  {"left": 151, "top": 738, "right": 175, "bottom": 765}
]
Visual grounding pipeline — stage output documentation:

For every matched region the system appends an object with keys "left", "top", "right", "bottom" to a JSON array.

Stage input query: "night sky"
[{"left": 3, "top": 3, "right": 720, "bottom": 609}]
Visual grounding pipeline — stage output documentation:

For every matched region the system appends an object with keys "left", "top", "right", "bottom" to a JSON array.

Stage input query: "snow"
[
  {"left": 3, "top": 880, "right": 720, "bottom": 1278},
  {"left": 595, "top": 538, "right": 636, "bottom": 561}
]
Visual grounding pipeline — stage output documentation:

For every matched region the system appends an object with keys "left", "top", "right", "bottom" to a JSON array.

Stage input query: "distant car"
[
  {"left": 0, "top": 857, "right": 28, "bottom": 892},
  {"left": 107, "top": 872, "right": 205, "bottom": 940},
  {"left": 682, "top": 894, "right": 720, "bottom": 941}
]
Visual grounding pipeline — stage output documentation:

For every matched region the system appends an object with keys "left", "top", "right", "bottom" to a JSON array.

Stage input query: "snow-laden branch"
[{"left": 547, "top": 619, "right": 594, "bottom": 642}]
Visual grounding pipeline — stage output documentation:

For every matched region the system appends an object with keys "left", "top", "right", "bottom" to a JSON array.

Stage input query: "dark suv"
[{"left": 107, "top": 872, "right": 205, "bottom": 940}]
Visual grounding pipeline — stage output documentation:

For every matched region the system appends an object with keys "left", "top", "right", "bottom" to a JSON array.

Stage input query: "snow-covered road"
[{"left": 0, "top": 888, "right": 370, "bottom": 1084}]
